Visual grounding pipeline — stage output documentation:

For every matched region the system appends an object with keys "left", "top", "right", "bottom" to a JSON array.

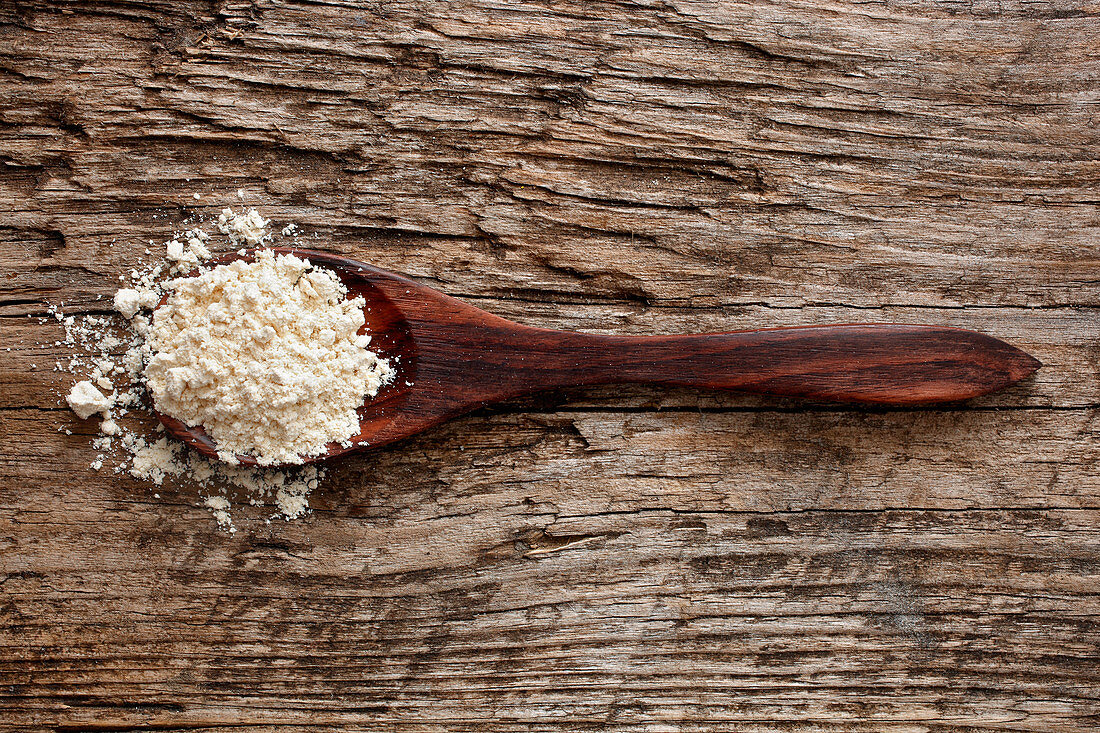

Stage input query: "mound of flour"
[
  {"left": 145, "top": 249, "right": 392, "bottom": 465},
  {"left": 54, "top": 207, "right": 384, "bottom": 530}
]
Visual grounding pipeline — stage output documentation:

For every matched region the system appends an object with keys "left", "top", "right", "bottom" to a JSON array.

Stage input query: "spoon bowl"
[
  {"left": 156, "top": 247, "right": 1041, "bottom": 466},
  {"left": 155, "top": 248, "right": 422, "bottom": 465}
]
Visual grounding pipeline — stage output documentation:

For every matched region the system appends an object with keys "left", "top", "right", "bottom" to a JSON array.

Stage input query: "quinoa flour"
[
  {"left": 145, "top": 249, "right": 391, "bottom": 465},
  {"left": 53, "top": 207, "right": 390, "bottom": 531}
]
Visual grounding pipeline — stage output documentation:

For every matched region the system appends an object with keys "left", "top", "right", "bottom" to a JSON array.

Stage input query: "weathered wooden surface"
[{"left": 2, "top": 0, "right": 1099, "bottom": 730}]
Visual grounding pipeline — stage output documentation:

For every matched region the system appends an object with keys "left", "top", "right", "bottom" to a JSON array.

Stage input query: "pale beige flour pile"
[
  {"left": 145, "top": 250, "right": 392, "bottom": 465},
  {"left": 54, "top": 207, "right": 360, "bottom": 530}
]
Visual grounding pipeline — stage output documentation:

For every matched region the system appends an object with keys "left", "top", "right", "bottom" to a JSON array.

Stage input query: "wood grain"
[{"left": 1, "top": 0, "right": 1099, "bottom": 731}]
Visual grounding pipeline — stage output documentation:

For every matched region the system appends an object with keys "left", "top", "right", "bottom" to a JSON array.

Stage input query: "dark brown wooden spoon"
[{"left": 156, "top": 248, "right": 1041, "bottom": 466}]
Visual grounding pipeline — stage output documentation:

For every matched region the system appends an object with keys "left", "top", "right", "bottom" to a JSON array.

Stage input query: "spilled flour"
[{"left": 52, "top": 207, "right": 389, "bottom": 531}]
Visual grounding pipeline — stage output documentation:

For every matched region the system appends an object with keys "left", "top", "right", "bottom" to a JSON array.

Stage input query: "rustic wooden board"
[{"left": 2, "top": 0, "right": 1099, "bottom": 731}]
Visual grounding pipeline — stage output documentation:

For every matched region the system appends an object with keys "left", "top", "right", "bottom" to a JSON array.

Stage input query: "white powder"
[
  {"left": 187, "top": 233, "right": 211, "bottom": 260},
  {"left": 67, "top": 380, "right": 111, "bottom": 419},
  {"left": 162, "top": 229, "right": 212, "bottom": 273},
  {"left": 166, "top": 239, "right": 185, "bottom": 261},
  {"left": 275, "top": 485, "right": 310, "bottom": 519},
  {"left": 203, "top": 496, "right": 236, "bottom": 533},
  {"left": 144, "top": 249, "right": 391, "bottom": 465},
  {"left": 130, "top": 437, "right": 184, "bottom": 486},
  {"left": 218, "top": 207, "right": 269, "bottom": 245},
  {"left": 53, "top": 208, "right": 352, "bottom": 531},
  {"left": 113, "top": 288, "right": 159, "bottom": 319}
]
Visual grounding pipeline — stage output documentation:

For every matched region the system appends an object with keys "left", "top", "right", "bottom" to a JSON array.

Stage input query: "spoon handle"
[{"left": 493, "top": 323, "right": 1039, "bottom": 404}]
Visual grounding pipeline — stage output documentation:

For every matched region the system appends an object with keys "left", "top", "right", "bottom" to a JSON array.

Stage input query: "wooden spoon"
[{"left": 156, "top": 248, "right": 1041, "bottom": 466}]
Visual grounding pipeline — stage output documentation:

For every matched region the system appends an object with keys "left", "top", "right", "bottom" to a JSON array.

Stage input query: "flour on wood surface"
[
  {"left": 66, "top": 380, "right": 111, "bottom": 419},
  {"left": 49, "top": 207, "right": 374, "bottom": 531},
  {"left": 217, "top": 206, "right": 269, "bottom": 245},
  {"left": 203, "top": 496, "right": 236, "bottom": 533}
]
